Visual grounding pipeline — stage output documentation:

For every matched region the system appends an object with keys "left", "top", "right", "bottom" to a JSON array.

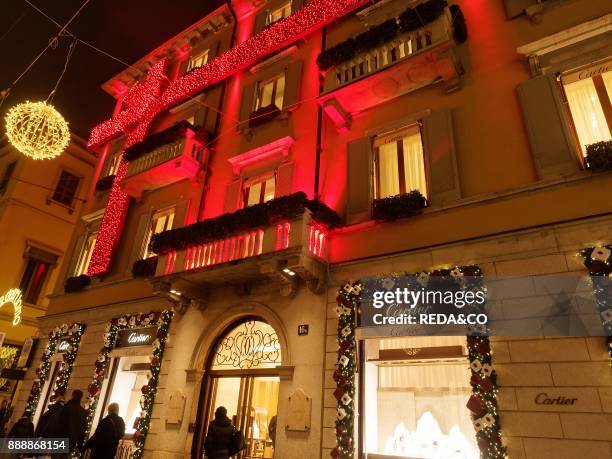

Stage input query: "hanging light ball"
[{"left": 5, "top": 101, "right": 70, "bottom": 160}]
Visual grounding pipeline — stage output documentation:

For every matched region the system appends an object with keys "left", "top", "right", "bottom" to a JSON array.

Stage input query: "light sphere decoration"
[{"left": 5, "top": 100, "right": 70, "bottom": 160}]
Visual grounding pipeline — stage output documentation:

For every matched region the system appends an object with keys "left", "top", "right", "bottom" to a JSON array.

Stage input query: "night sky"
[{"left": 1, "top": 0, "right": 223, "bottom": 140}]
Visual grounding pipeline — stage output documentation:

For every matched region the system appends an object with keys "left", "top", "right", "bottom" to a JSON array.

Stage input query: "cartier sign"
[
  {"left": 116, "top": 327, "right": 156, "bottom": 348},
  {"left": 534, "top": 393, "right": 577, "bottom": 406}
]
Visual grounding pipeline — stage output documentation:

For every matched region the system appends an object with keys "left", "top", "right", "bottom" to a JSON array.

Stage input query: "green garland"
[
  {"left": 82, "top": 310, "right": 173, "bottom": 459},
  {"left": 333, "top": 266, "right": 507, "bottom": 459},
  {"left": 331, "top": 281, "right": 360, "bottom": 459},
  {"left": 25, "top": 323, "right": 86, "bottom": 415}
]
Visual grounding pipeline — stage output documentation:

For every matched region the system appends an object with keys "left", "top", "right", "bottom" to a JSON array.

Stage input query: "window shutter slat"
[
  {"left": 422, "top": 109, "right": 461, "bottom": 206},
  {"left": 346, "top": 137, "right": 373, "bottom": 224},
  {"left": 276, "top": 161, "right": 295, "bottom": 197},
  {"left": 224, "top": 179, "right": 243, "bottom": 213},
  {"left": 130, "top": 212, "right": 153, "bottom": 266},
  {"left": 239, "top": 82, "right": 257, "bottom": 127},
  {"left": 517, "top": 75, "right": 580, "bottom": 179},
  {"left": 284, "top": 60, "right": 303, "bottom": 111}
]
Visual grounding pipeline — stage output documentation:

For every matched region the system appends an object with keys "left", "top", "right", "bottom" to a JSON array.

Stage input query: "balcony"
[
  {"left": 149, "top": 193, "right": 338, "bottom": 298},
  {"left": 120, "top": 127, "right": 205, "bottom": 197},
  {"left": 318, "top": 6, "right": 462, "bottom": 125}
]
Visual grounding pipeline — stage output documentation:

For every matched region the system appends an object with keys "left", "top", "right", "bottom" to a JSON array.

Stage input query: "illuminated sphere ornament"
[{"left": 5, "top": 101, "right": 70, "bottom": 160}]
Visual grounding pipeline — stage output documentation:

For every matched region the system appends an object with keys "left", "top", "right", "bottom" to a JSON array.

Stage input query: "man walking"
[
  {"left": 84, "top": 403, "right": 125, "bottom": 459},
  {"left": 52, "top": 390, "right": 87, "bottom": 455}
]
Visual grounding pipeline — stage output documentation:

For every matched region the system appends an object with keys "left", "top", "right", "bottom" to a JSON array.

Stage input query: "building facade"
[
  {"left": 0, "top": 136, "right": 96, "bottom": 412},
  {"left": 7, "top": 0, "right": 612, "bottom": 458}
]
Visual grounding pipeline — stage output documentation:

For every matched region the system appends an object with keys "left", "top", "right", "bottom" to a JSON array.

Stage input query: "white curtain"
[
  {"left": 402, "top": 132, "right": 427, "bottom": 198},
  {"left": 377, "top": 142, "right": 401, "bottom": 198},
  {"left": 564, "top": 77, "right": 611, "bottom": 154}
]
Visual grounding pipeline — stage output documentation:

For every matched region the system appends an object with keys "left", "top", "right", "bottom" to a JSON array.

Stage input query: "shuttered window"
[
  {"left": 373, "top": 125, "right": 427, "bottom": 199},
  {"left": 255, "top": 73, "right": 286, "bottom": 110},
  {"left": 186, "top": 49, "right": 210, "bottom": 72},
  {"left": 243, "top": 174, "right": 276, "bottom": 207},
  {"left": 142, "top": 208, "right": 175, "bottom": 258},
  {"left": 267, "top": 2, "right": 292, "bottom": 25},
  {"left": 74, "top": 232, "right": 98, "bottom": 276},
  {"left": 562, "top": 63, "right": 612, "bottom": 155},
  {"left": 52, "top": 170, "right": 80, "bottom": 207}
]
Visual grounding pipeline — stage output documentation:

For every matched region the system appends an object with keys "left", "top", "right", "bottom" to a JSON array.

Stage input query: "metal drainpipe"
[
  {"left": 314, "top": 25, "right": 327, "bottom": 199},
  {"left": 196, "top": 1, "right": 239, "bottom": 221}
]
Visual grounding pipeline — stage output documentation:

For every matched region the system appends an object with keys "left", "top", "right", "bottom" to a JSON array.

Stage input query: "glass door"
[{"left": 207, "top": 375, "right": 280, "bottom": 459}]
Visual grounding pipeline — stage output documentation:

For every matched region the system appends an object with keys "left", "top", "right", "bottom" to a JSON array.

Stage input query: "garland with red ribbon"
[{"left": 82, "top": 310, "right": 173, "bottom": 459}]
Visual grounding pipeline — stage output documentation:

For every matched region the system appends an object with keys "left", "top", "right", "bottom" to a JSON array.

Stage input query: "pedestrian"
[
  {"left": 0, "top": 399, "right": 9, "bottom": 434},
  {"left": 35, "top": 392, "right": 65, "bottom": 438},
  {"left": 204, "top": 406, "right": 245, "bottom": 459},
  {"left": 83, "top": 403, "right": 125, "bottom": 459},
  {"left": 51, "top": 390, "right": 87, "bottom": 455},
  {"left": 7, "top": 410, "right": 34, "bottom": 438}
]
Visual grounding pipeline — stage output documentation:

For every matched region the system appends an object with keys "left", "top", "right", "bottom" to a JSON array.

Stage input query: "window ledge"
[
  {"left": 337, "top": 168, "right": 612, "bottom": 233},
  {"left": 46, "top": 197, "right": 75, "bottom": 214}
]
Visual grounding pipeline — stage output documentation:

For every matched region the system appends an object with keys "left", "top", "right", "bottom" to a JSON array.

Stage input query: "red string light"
[{"left": 86, "top": 0, "right": 367, "bottom": 275}]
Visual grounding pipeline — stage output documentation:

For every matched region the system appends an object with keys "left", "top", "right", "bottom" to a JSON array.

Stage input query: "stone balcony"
[
  {"left": 319, "top": 8, "right": 462, "bottom": 129},
  {"left": 120, "top": 128, "right": 205, "bottom": 197},
  {"left": 152, "top": 209, "right": 331, "bottom": 301}
]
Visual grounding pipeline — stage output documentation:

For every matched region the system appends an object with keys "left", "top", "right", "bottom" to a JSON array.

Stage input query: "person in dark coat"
[
  {"left": 35, "top": 392, "right": 65, "bottom": 438},
  {"left": 52, "top": 389, "right": 87, "bottom": 454},
  {"left": 8, "top": 410, "right": 34, "bottom": 438},
  {"left": 204, "top": 406, "right": 235, "bottom": 459},
  {"left": 84, "top": 403, "right": 125, "bottom": 459}
]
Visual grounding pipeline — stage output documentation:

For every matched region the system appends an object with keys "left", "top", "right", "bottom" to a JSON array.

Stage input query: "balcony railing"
[
  {"left": 120, "top": 129, "right": 205, "bottom": 197},
  {"left": 319, "top": 8, "right": 462, "bottom": 121},
  {"left": 154, "top": 210, "right": 329, "bottom": 289}
]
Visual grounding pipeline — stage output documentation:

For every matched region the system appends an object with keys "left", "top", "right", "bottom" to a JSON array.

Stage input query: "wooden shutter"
[
  {"left": 238, "top": 82, "right": 257, "bottom": 128},
  {"left": 275, "top": 161, "right": 295, "bottom": 197},
  {"left": 65, "top": 232, "right": 86, "bottom": 278},
  {"left": 503, "top": 0, "right": 537, "bottom": 19},
  {"left": 422, "top": 109, "right": 461, "bottom": 206},
  {"left": 291, "top": 0, "right": 304, "bottom": 11},
  {"left": 204, "top": 87, "right": 223, "bottom": 135},
  {"left": 284, "top": 60, "right": 303, "bottom": 111},
  {"left": 346, "top": 137, "right": 373, "bottom": 224},
  {"left": 128, "top": 212, "right": 153, "bottom": 267},
  {"left": 253, "top": 10, "right": 269, "bottom": 35},
  {"left": 209, "top": 40, "right": 221, "bottom": 59},
  {"left": 173, "top": 200, "right": 189, "bottom": 228},
  {"left": 517, "top": 75, "right": 580, "bottom": 179},
  {"left": 224, "top": 179, "right": 243, "bottom": 213},
  {"left": 194, "top": 107, "right": 207, "bottom": 129}
]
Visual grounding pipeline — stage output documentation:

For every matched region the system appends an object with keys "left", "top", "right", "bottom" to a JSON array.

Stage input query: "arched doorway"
[{"left": 194, "top": 318, "right": 282, "bottom": 458}]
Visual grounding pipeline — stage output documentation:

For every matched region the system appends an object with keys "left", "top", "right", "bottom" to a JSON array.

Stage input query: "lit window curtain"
[
  {"left": 247, "top": 182, "right": 262, "bottom": 206},
  {"left": 378, "top": 143, "right": 400, "bottom": 198},
  {"left": 402, "top": 132, "right": 427, "bottom": 199},
  {"left": 564, "top": 78, "right": 611, "bottom": 154},
  {"left": 603, "top": 71, "right": 612, "bottom": 106},
  {"left": 264, "top": 177, "right": 276, "bottom": 202},
  {"left": 275, "top": 75, "right": 285, "bottom": 109}
]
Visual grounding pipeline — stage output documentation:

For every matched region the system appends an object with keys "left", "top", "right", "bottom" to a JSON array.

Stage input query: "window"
[
  {"left": 74, "top": 232, "right": 98, "bottom": 276},
  {"left": 52, "top": 170, "right": 80, "bottom": 207},
  {"left": 363, "top": 336, "right": 478, "bottom": 458},
  {"left": 266, "top": 2, "right": 292, "bottom": 25},
  {"left": 186, "top": 49, "right": 209, "bottom": 72},
  {"left": 255, "top": 74, "right": 286, "bottom": 111},
  {"left": 562, "top": 63, "right": 612, "bottom": 155},
  {"left": 0, "top": 161, "right": 17, "bottom": 194},
  {"left": 373, "top": 125, "right": 427, "bottom": 199},
  {"left": 19, "top": 247, "right": 57, "bottom": 304},
  {"left": 105, "top": 151, "right": 122, "bottom": 177},
  {"left": 243, "top": 174, "right": 276, "bottom": 207},
  {"left": 142, "top": 208, "right": 175, "bottom": 258}
]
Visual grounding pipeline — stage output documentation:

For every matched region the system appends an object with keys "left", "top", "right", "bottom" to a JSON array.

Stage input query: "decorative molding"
[
  {"left": 185, "top": 368, "right": 205, "bottom": 383},
  {"left": 276, "top": 365, "right": 295, "bottom": 381},
  {"left": 228, "top": 135, "right": 295, "bottom": 174},
  {"left": 250, "top": 46, "right": 298, "bottom": 73}
]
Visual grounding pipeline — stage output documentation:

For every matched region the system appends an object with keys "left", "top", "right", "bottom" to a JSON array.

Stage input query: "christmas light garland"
[
  {"left": 82, "top": 310, "right": 173, "bottom": 459},
  {"left": 0, "top": 346, "right": 19, "bottom": 391},
  {"left": 25, "top": 323, "right": 86, "bottom": 415},
  {"left": 579, "top": 245, "right": 612, "bottom": 362},
  {"left": 333, "top": 266, "right": 506, "bottom": 459}
]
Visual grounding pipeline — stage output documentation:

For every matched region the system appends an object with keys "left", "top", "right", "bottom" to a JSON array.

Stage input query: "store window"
[
  {"left": 243, "top": 174, "right": 276, "bottom": 207},
  {"left": 186, "top": 49, "right": 209, "bottom": 72},
  {"left": 52, "top": 170, "right": 80, "bottom": 207},
  {"left": 373, "top": 125, "right": 428, "bottom": 200},
  {"left": 142, "top": 207, "right": 175, "bottom": 259},
  {"left": 363, "top": 336, "right": 478, "bottom": 459},
  {"left": 562, "top": 63, "right": 612, "bottom": 155},
  {"left": 0, "top": 160, "right": 18, "bottom": 194},
  {"left": 196, "top": 320, "right": 281, "bottom": 458},
  {"left": 32, "top": 357, "right": 63, "bottom": 425},
  {"left": 74, "top": 231, "right": 98, "bottom": 276},
  {"left": 266, "top": 2, "right": 292, "bottom": 26},
  {"left": 255, "top": 74, "right": 286, "bottom": 111},
  {"left": 19, "top": 247, "right": 57, "bottom": 305}
]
